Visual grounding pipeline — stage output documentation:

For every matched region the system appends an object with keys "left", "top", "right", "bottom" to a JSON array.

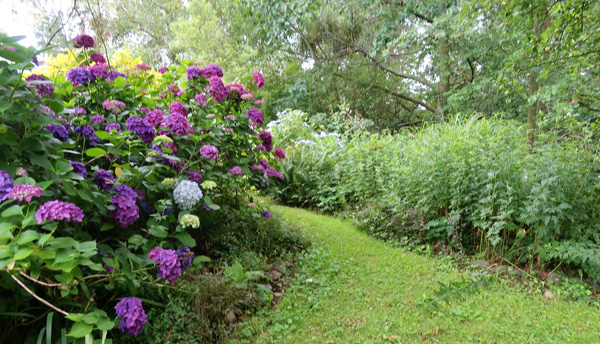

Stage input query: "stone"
[
  {"left": 490, "top": 265, "right": 508, "bottom": 273},
  {"left": 226, "top": 311, "right": 236, "bottom": 323},
  {"left": 270, "top": 270, "right": 282, "bottom": 281},
  {"left": 273, "top": 264, "right": 285, "bottom": 273},
  {"left": 509, "top": 268, "right": 523, "bottom": 277},
  {"left": 546, "top": 272, "right": 562, "bottom": 285},
  {"left": 471, "top": 260, "right": 490, "bottom": 269}
]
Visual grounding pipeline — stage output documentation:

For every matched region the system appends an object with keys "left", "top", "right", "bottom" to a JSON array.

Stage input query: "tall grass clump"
[{"left": 271, "top": 112, "right": 600, "bottom": 281}]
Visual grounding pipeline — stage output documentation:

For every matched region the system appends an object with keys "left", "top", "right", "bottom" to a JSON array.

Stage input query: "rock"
[
  {"left": 471, "top": 260, "right": 490, "bottom": 269},
  {"left": 273, "top": 264, "right": 285, "bottom": 273},
  {"left": 543, "top": 291, "right": 554, "bottom": 299},
  {"left": 226, "top": 311, "right": 236, "bottom": 323},
  {"left": 509, "top": 268, "right": 523, "bottom": 277},
  {"left": 547, "top": 272, "right": 562, "bottom": 285},
  {"left": 491, "top": 265, "right": 508, "bottom": 273},
  {"left": 270, "top": 270, "right": 282, "bottom": 281}
]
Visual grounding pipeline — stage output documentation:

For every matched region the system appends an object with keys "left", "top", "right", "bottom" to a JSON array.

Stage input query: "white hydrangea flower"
[
  {"left": 180, "top": 214, "right": 200, "bottom": 229},
  {"left": 173, "top": 180, "right": 203, "bottom": 210}
]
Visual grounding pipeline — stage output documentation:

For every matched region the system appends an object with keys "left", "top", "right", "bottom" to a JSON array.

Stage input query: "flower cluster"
[
  {"left": 8, "top": 184, "right": 43, "bottom": 202},
  {"left": 248, "top": 108, "right": 264, "bottom": 127},
  {"left": 173, "top": 180, "right": 203, "bottom": 210},
  {"left": 73, "top": 108, "right": 87, "bottom": 115},
  {"left": 93, "top": 169, "right": 115, "bottom": 190},
  {"left": 114, "top": 297, "right": 147, "bottom": 336},
  {"left": 188, "top": 172, "right": 202, "bottom": 183},
  {"left": 158, "top": 66, "right": 169, "bottom": 74},
  {"left": 145, "top": 109, "right": 165, "bottom": 127},
  {"left": 180, "top": 214, "right": 200, "bottom": 229},
  {"left": 110, "top": 193, "right": 139, "bottom": 228},
  {"left": 0, "top": 171, "right": 14, "bottom": 202},
  {"left": 105, "top": 122, "right": 122, "bottom": 134},
  {"left": 45, "top": 124, "right": 69, "bottom": 141},
  {"left": 258, "top": 130, "right": 273, "bottom": 151},
  {"left": 165, "top": 113, "right": 193, "bottom": 136},
  {"left": 200, "top": 64, "right": 223, "bottom": 78},
  {"left": 75, "top": 125, "right": 100, "bottom": 144},
  {"left": 186, "top": 66, "right": 202, "bottom": 80},
  {"left": 266, "top": 167, "right": 284, "bottom": 180},
  {"left": 194, "top": 94, "right": 207, "bottom": 107},
  {"left": 126, "top": 116, "right": 156, "bottom": 144},
  {"left": 90, "top": 114, "right": 105, "bottom": 124},
  {"left": 89, "top": 64, "right": 108, "bottom": 79},
  {"left": 252, "top": 71, "right": 265, "bottom": 88},
  {"left": 90, "top": 53, "right": 106, "bottom": 64},
  {"left": 263, "top": 210, "right": 273, "bottom": 219},
  {"left": 177, "top": 246, "right": 194, "bottom": 273},
  {"left": 26, "top": 74, "right": 53, "bottom": 98},
  {"left": 73, "top": 34, "right": 94, "bottom": 49},
  {"left": 148, "top": 247, "right": 181, "bottom": 282},
  {"left": 35, "top": 200, "right": 84, "bottom": 223},
  {"left": 228, "top": 166, "right": 243, "bottom": 175},
  {"left": 274, "top": 148, "right": 286, "bottom": 160},
  {"left": 102, "top": 99, "right": 127, "bottom": 114},
  {"left": 67, "top": 67, "right": 94, "bottom": 85},
  {"left": 200, "top": 145, "right": 219, "bottom": 160},
  {"left": 136, "top": 64, "right": 151, "bottom": 72},
  {"left": 107, "top": 71, "right": 127, "bottom": 82},
  {"left": 241, "top": 92, "right": 255, "bottom": 101},
  {"left": 70, "top": 161, "right": 88, "bottom": 179},
  {"left": 208, "top": 76, "right": 229, "bottom": 103}
]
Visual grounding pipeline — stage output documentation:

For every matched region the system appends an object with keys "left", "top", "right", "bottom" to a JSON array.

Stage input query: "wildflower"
[
  {"left": 200, "top": 145, "right": 219, "bottom": 160},
  {"left": 228, "top": 166, "right": 243, "bottom": 175},
  {"left": 114, "top": 297, "right": 147, "bottom": 336},
  {"left": 180, "top": 214, "right": 200, "bottom": 229},
  {"left": 173, "top": 180, "right": 203, "bottom": 210},
  {"left": 93, "top": 169, "right": 115, "bottom": 190},
  {"left": 177, "top": 246, "right": 194, "bottom": 272},
  {"left": 0, "top": 171, "right": 14, "bottom": 202},
  {"left": 252, "top": 71, "right": 265, "bottom": 88},
  {"left": 26, "top": 74, "right": 53, "bottom": 98},
  {"left": 248, "top": 108, "right": 264, "bottom": 127},
  {"left": 66, "top": 67, "right": 94, "bottom": 85},
  {"left": 35, "top": 200, "right": 84, "bottom": 223},
  {"left": 69, "top": 161, "right": 88, "bottom": 179},
  {"left": 148, "top": 247, "right": 182, "bottom": 282},
  {"left": 145, "top": 109, "right": 165, "bottom": 127}
]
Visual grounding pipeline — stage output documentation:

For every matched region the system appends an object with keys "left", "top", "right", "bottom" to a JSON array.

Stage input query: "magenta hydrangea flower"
[
  {"left": 263, "top": 210, "right": 273, "bottom": 219},
  {"left": 165, "top": 113, "right": 193, "bottom": 136},
  {"left": 136, "top": 64, "right": 151, "bottom": 72},
  {"left": 200, "top": 145, "right": 219, "bottom": 160},
  {"left": 70, "top": 161, "right": 87, "bottom": 179},
  {"left": 226, "top": 83, "right": 244, "bottom": 98},
  {"left": 90, "top": 53, "right": 106, "bottom": 64},
  {"left": 251, "top": 163, "right": 266, "bottom": 175},
  {"left": 188, "top": 172, "right": 202, "bottom": 183},
  {"left": 241, "top": 92, "right": 255, "bottom": 102},
  {"left": 274, "top": 147, "right": 286, "bottom": 160},
  {"left": 89, "top": 64, "right": 108, "bottom": 79},
  {"left": 114, "top": 297, "right": 147, "bottom": 336},
  {"left": 169, "top": 101, "right": 188, "bottom": 116},
  {"left": 73, "top": 107, "right": 86, "bottom": 115},
  {"left": 126, "top": 116, "right": 156, "bottom": 144},
  {"left": 254, "top": 99, "right": 266, "bottom": 106},
  {"left": 145, "top": 109, "right": 165, "bottom": 127},
  {"left": 107, "top": 71, "right": 127, "bottom": 82},
  {"left": 26, "top": 74, "right": 53, "bottom": 98},
  {"left": 35, "top": 200, "right": 84, "bottom": 223},
  {"left": 266, "top": 167, "right": 284, "bottom": 180},
  {"left": 67, "top": 67, "right": 94, "bottom": 85},
  {"left": 158, "top": 66, "right": 169, "bottom": 74},
  {"left": 194, "top": 94, "right": 207, "bottom": 107},
  {"left": 8, "top": 184, "right": 43, "bottom": 202},
  {"left": 200, "top": 64, "right": 223, "bottom": 78},
  {"left": 208, "top": 76, "right": 229, "bottom": 104},
  {"left": 0, "top": 171, "right": 14, "bottom": 202},
  {"left": 186, "top": 66, "right": 202, "bottom": 80},
  {"left": 228, "top": 166, "right": 243, "bottom": 175},
  {"left": 72, "top": 34, "right": 94, "bottom": 49},
  {"left": 252, "top": 71, "right": 265, "bottom": 88},
  {"left": 148, "top": 247, "right": 182, "bottom": 282},
  {"left": 93, "top": 169, "right": 115, "bottom": 190},
  {"left": 105, "top": 122, "right": 122, "bottom": 134},
  {"left": 102, "top": 99, "right": 127, "bottom": 114},
  {"left": 15, "top": 167, "right": 28, "bottom": 177},
  {"left": 247, "top": 108, "right": 264, "bottom": 127},
  {"left": 258, "top": 130, "right": 273, "bottom": 151},
  {"left": 90, "top": 114, "right": 105, "bottom": 124},
  {"left": 110, "top": 194, "right": 139, "bottom": 227}
]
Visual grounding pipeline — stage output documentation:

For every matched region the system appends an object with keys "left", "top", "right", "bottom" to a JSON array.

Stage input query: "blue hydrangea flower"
[{"left": 173, "top": 180, "right": 203, "bottom": 210}]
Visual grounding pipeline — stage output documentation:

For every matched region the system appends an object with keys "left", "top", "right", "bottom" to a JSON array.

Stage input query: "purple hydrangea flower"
[
  {"left": 107, "top": 71, "right": 127, "bottom": 82},
  {"left": 208, "top": 76, "right": 229, "bottom": 104},
  {"left": 140, "top": 107, "right": 151, "bottom": 114},
  {"left": 66, "top": 67, "right": 94, "bottom": 85},
  {"left": 194, "top": 94, "right": 207, "bottom": 107},
  {"left": 148, "top": 247, "right": 182, "bottom": 282},
  {"left": 105, "top": 122, "right": 122, "bottom": 134},
  {"left": 26, "top": 74, "right": 53, "bottom": 98},
  {"left": 126, "top": 116, "right": 156, "bottom": 144},
  {"left": 254, "top": 100, "right": 266, "bottom": 106},
  {"left": 145, "top": 109, "right": 165, "bottom": 127},
  {"left": 224, "top": 115, "right": 237, "bottom": 120},
  {"left": 73, "top": 107, "right": 87, "bottom": 115},
  {"left": 169, "top": 101, "right": 188, "bottom": 116},
  {"left": 35, "top": 200, "right": 84, "bottom": 223},
  {"left": 226, "top": 83, "right": 244, "bottom": 98},
  {"left": 8, "top": 184, "right": 43, "bottom": 202},
  {"left": 75, "top": 125, "right": 99, "bottom": 144},
  {"left": 90, "top": 53, "right": 106, "bottom": 64},
  {"left": 114, "top": 297, "right": 147, "bottom": 336},
  {"left": 89, "top": 64, "right": 108, "bottom": 79},
  {"left": 247, "top": 108, "right": 264, "bottom": 127},
  {"left": 45, "top": 124, "right": 69, "bottom": 141},
  {"left": 252, "top": 71, "right": 265, "bottom": 88},
  {"left": 136, "top": 64, "right": 151, "bottom": 71},
  {"left": 70, "top": 161, "right": 88, "bottom": 179},
  {"left": 241, "top": 92, "right": 255, "bottom": 101},
  {"left": 134, "top": 189, "right": 146, "bottom": 200},
  {"left": 177, "top": 246, "right": 194, "bottom": 273},
  {"left": 158, "top": 66, "right": 169, "bottom": 74},
  {"left": 0, "top": 171, "right": 14, "bottom": 202},
  {"left": 72, "top": 34, "right": 94, "bottom": 49},
  {"left": 274, "top": 148, "right": 286, "bottom": 160},
  {"left": 258, "top": 130, "right": 273, "bottom": 151},
  {"left": 200, "top": 64, "right": 223, "bottom": 78},
  {"left": 263, "top": 210, "right": 273, "bottom": 219},
  {"left": 254, "top": 145, "right": 266, "bottom": 151},
  {"left": 228, "top": 166, "right": 243, "bottom": 175},
  {"left": 266, "top": 167, "right": 284, "bottom": 180},
  {"left": 90, "top": 114, "right": 105, "bottom": 124},
  {"left": 110, "top": 193, "right": 139, "bottom": 228},
  {"left": 93, "top": 169, "right": 115, "bottom": 190},
  {"left": 188, "top": 172, "right": 202, "bottom": 183},
  {"left": 102, "top": 99, "right": 127, "bottom": 114},
  {"left": 200, "top": 145, "right": 219, "bottom": 160},
  {"left": 113, "top": 184, "right": 138, "bottom": 199},
  {"left": 165, "top": 113, "right": 193, "bottom": 136},
  {"left": 186, "top": 66, "right": 202, "bottom": 80},
  {"left": 251, "top": 163, "right": 266, "bottom": 175}
]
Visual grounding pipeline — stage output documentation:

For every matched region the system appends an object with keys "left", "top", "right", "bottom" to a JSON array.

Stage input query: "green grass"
[{"left": 246, "top": 204, "right": 600, "bottom": 344}]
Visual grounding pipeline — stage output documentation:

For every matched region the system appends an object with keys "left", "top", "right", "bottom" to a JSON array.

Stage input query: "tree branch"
[
  {"left": 10, "top": 275, "right": 69, "bottom": 316},
  {"left": 354, "top": 49, "right": 436, "bottom": 89}
]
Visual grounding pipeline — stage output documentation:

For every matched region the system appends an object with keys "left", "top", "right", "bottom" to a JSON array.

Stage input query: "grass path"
[{"left": 252, "top": 204, "right": 600, "bottom": 343}]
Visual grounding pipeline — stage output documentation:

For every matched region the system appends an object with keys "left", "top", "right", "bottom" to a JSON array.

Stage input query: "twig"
[
  {"left": 10, "top": 275, "right": 69, "bottom": 316},
  {"left": 19, "top": 271, "right": 62, "bottom": 287}
]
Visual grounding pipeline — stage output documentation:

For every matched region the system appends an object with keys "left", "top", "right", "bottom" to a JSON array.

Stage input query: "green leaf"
[
  {"left": 46, "top": 312, "right": 54, "bottom": 344},
  {"left": 74, "top": 241, "right": 96, "bottom": 253},
  {"left": 13, "top": 247, "right": 35, "bottom": 260},
  {"left": 67, "top": 322, "right": 93, "bottom": 338},
  {"left": 0, "top": 223, "right": 16, "bottom": 243},
  {"left": 54, "top": 248, "right": 79, "bottom": 264},
  {"left": 29, "top": 154, "right": 54, "bottom": 172},
  {"left": 175, "top": 232, "right": 197, "bottom": 247},
  {"left": 100, "top": 223, "right": 114, "bottom": 231},
  {"left": 192, "top": 255, "right": 210, "bottom": 268},
  {"left": 94, "top": 131, "right": 112, "bottom": 140},
  {"left": 2, "top": 205, "right": 23, "bottom": 218},
  {"left": 148, "top": 225, "right": 168, "bottom": 238},
  {"left": 112, "top": 77, "right": 126, "bottom": 88},
  {"left": 85, "top": 148, "right": 106, "bottom": 157},
  {"left": 55, "top": 160, "right": 74, "bottom": 174},
  {"left": 96, "top": 317, "right": 114, "bottom": 331},
  {"left": 37, "top": 181, "right": 54, "bottom": 190},
  {"left": 16, "top": 230, "right": 40, "bottom": 245}
]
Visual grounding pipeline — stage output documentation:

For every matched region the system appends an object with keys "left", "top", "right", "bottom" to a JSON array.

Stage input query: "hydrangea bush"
[{"left": 0, "top": 33, "right": 284, "bottom": 341}]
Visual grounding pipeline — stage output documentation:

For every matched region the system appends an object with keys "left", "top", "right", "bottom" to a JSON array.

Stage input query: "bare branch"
[{"left": 10, "top": 275, "right": 69, "bottom": 316}]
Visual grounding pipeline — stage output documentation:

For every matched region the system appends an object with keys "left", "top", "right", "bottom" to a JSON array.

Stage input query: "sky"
[{"left": 0, "top": 0, "right": 38, "bottom": 47}]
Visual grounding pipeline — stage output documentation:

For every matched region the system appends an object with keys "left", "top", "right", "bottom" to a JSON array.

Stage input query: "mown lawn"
[{"left": 248, "top": 205, "right": 600, "bottom": 343}]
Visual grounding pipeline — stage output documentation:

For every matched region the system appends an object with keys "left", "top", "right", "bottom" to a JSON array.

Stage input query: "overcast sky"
[{"left": 1, "top": 0, "right": 38, "bottom": 47}]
